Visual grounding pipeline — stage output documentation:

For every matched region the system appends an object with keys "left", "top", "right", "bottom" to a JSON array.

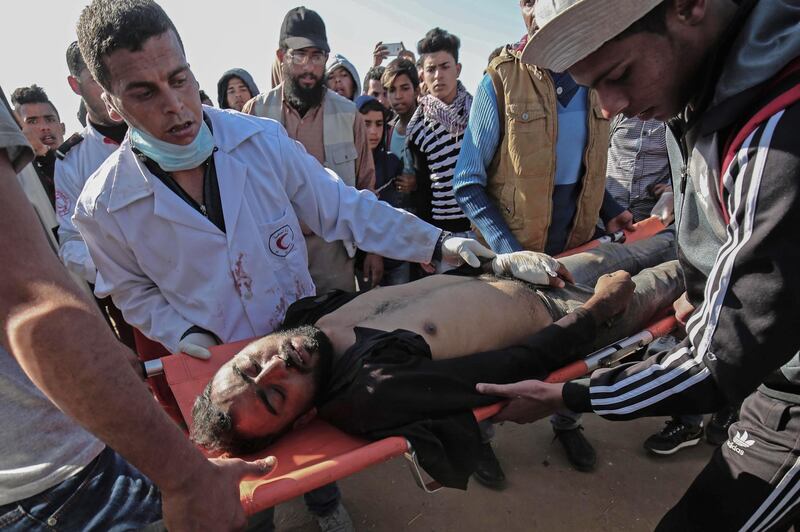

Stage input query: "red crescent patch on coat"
[{"left": 269, "top": 225, "right": 295, "bottom": 257}]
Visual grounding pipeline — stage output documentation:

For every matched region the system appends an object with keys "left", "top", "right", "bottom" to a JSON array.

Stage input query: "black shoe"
[
  {"left": 644, "top": 419, "right": 703, "bottom": 455},
  {"left": 472, "top": 442, "right": 507, "bottom": 489},
  {"left": 705, "top": 406, "right": 740, "bottom": 446},
  {"left": 553, "top": 426, "right": 597, "bottom": 472}
]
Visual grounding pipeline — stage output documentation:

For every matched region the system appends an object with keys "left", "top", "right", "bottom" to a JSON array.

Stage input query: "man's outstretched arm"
[{"left": 0, "top": 99, "right": 272, "bottom": 531}]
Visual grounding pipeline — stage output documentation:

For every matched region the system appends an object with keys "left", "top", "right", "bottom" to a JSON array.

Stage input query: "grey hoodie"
[
  {"left": 217, "top": 68, "right": 260, "bottom": 109},
  {"left": 326, "top": 53, "right": 361, "bottom": 100},
  {"left": 713, "top": 0, "right": 800, "bottom": 106}
]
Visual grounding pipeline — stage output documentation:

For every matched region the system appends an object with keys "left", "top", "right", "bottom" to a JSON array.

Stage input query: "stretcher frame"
[{"left": 141, "top": 217, "right": 673, "bottom": 514}]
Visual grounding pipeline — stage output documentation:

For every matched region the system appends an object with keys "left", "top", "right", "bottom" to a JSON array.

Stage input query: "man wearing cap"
[
  {"left": 453, "top": 0, "right": 638, "bottom": 478},
  {"left": 244, "top": 7, "right": 381, "bottom": 297},
  {"left": 477, "top": 0, "right": 800, "bottom": 529}
]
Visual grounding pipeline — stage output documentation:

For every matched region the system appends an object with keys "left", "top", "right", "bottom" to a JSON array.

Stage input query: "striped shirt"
[
  {"left": 605, "top": 116, "right": 670, "bottom": 222},
  {"left": 408, "top": 112, "right": 471, "bottom": 232}
]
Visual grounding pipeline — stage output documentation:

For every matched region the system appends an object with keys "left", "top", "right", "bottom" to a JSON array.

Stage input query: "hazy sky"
[{"left": 1, "top": 0, "right": 526, "bottom": 134}]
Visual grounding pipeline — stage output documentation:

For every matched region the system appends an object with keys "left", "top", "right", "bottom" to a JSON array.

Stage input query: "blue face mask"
[{"left": 130, "top": 120, "right": 215, "bottom": 171}]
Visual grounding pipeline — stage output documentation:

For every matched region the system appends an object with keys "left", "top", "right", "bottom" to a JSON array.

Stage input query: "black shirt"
[
  {"left": 33, "top": 151, "right": 56, "bottom": 207},
  {"left": 282, "top": 289, "right": 599, "bottom": 489},
  {"left": 134, "top": 114, "right": 226, "bottom": 233}
]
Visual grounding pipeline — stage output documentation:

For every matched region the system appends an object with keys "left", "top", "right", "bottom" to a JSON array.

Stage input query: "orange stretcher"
[{"left": 140, "top": 216, "right": 673, "bottom": 515}]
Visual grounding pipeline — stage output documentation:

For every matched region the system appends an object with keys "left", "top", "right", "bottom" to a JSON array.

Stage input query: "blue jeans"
[
  {"left": 559, "top": 228, "right": 677, "bottom": 287},
  {"left": 0, "top": 447, "right": 162, "bottom": 531},
  {"left": 548, "top": 229, "right": 680, "bottom": 431},
  {"left": 543, "top": 230, "right": 681, "bottom": 351}
]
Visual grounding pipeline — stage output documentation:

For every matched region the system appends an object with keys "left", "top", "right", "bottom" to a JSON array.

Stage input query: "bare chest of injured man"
[{"left": 315, "top": 275, "right": 552, "bottom": 360}]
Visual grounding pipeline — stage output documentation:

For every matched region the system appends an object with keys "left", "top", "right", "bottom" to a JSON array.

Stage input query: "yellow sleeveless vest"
[{"left": 481, "top": 48, "right": 610, "bottom": 252}]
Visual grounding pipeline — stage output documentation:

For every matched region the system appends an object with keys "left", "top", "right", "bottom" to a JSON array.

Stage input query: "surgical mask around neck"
[{"left": 130, "top": 120, "right": 215, "bottom": 171}]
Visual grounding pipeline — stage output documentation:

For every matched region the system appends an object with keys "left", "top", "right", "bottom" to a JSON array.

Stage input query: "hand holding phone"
[{"left": 383, "top": 42, "right": 404, "bottom": 56}]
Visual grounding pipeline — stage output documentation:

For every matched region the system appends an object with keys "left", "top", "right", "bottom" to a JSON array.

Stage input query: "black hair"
[
  {"left": 66, "top": 41, "right": 87, "bottom": 77},
  {"left": 76, "top": 0, "right": 184, "bottom": 90},
  {"left": 190, "top": 325, "right": 333, "bottom": 455},
  {"left": 363, "top": 66, "right": 385, "bottom": 91},
  {"left": 417, "top": 27, "right": 461, "bottom": 63},
  {"left": 282, "top": 61, "right": 327, "bottom": 116},
  {"left": 614, "top": 1, "right": 670, "bottom": 40},
  {"left": 382, "top": 58, "right": 420, "bottom": 90},
  {"left": 487, "top": 46, "right": 505, "bottom": 66},
  {"left": 358, "top": 98, "right": 388, "bottom": 117},
  {"left": 10, "top": 85, "right": 59, "bottom": 119},
  {"left": 77, "top": 99, "right": 88, "bottom": 127},
  {"left": 199, "top": 89, "right": 213, "bottom": 106},
  {"left": 190, "top": 383, "right": 279, "bottom": 455}
]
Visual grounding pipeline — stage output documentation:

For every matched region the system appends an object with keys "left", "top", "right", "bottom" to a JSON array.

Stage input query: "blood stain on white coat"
[{"left": 232, "top": 252, "right": 253, "bottom": 299}]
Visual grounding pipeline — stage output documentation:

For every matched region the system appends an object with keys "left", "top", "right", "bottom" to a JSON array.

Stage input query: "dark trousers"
[{"left": 657, "top": 390, "right": 800, "bottom": 531}]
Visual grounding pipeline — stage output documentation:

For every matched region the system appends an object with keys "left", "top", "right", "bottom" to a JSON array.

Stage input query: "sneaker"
[
  {"left": 553, "top": 426, "right": 597, "bottom": 472},
  {"left": 472, "top": 442, "right": 507, "bottom": 489},
  {"left": 705, "top": 406, "right": 740, "bottom": 446},
  {"left": 316, "top": 502, "right": 354, "bottom": 532},
  {"left": 644, "top": 419, "right": 703, "bottom": 455}
]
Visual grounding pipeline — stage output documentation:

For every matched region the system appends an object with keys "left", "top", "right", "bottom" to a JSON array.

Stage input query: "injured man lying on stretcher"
[{"left": 192, "top": 231, "right": 681, "bottom": 488}]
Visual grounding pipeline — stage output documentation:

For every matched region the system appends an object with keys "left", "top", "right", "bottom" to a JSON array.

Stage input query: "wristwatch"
[{"left": 432, "top": 231, "right": 451, "bottom": 262}]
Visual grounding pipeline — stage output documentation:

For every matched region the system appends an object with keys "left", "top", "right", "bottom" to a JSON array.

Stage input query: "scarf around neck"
[{"left": 408, "top": 81, "right": 473, "bottom": 137}]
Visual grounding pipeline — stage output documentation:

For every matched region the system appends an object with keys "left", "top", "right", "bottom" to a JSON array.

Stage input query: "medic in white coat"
[
  {"left": 54, "top": 124, "right": 121, "bottom": 283},
  {"left": 74, "top": 107, "right": 477, "bottom": 353}
]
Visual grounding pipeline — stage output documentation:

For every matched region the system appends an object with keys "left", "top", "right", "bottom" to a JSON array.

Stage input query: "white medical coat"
[
  {"left": 74, "top": 107, "right": 440, "bottom": 352},
  {"left": 55, "top": 124, "right": 120, "bottom": 283}
]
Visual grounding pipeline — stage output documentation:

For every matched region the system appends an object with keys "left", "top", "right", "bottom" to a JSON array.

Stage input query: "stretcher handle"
[
  {"left": 545, "top": 361, "right": 589, "bottom": 383},
  {"left": 645, "top": 315, "right": 678, "bottom": 338},
  {"left": 544, "top": 315, "right": 678, "bottom": 384},
  {"left": 143, "top": 358, "right": 164, "bottom": 377}
]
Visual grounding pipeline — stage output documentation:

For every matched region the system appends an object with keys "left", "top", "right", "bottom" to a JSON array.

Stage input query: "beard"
[{"left": 282, "top": 64, "right": 327, "bottom": 116}]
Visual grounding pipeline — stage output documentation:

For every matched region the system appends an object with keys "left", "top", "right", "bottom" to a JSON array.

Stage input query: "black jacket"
[
  {"left": 564, "top": 0, "right": 800, "bottom": 417},
  {"left": 282, "top": 289, "right": 598, "bottom": 489}
]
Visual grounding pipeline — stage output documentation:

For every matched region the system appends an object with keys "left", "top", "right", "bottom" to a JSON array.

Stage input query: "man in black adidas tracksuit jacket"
[{"left": 477, "top": 1, "right": 800, "bottom": 529}]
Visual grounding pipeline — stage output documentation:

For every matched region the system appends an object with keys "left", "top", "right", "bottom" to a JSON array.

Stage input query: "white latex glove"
[
  {"left": 492, "top": 251, "right": 574, "bottom": 288},
  {"left": 177, "top": 332, "right": 218, "bottom": 360},
  {"left": 440, "top": 236, "right": 496, "bottom": 267},
  {"left": 651, "top": 191, "right": 675, "bottom": 225}
]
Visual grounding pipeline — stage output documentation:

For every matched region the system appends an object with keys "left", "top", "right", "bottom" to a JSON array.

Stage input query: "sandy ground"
[{"left": 273, "top": 414, "right": 716, "bottom": 531}]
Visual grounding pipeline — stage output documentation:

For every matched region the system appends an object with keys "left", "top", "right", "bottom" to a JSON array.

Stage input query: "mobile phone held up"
[{"left": 383, "top": 42, "right": 404, "bottom": 56}]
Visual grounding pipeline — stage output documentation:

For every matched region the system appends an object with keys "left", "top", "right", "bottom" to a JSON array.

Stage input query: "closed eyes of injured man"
[{"left": 192, "top": 234, "right": 682, "bottom": 488}]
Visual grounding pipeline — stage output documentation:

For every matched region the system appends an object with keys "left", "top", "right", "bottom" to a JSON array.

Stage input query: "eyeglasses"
[{"left": 286, "top": 51, "right": 328, "bottom": 66}]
